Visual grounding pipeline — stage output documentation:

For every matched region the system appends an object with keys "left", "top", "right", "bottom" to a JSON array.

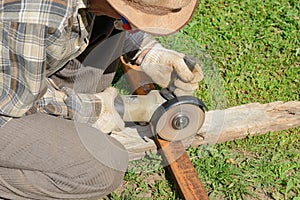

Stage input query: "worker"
[{"left": 0, "top": 0, "right": 203, "bottom": 199}]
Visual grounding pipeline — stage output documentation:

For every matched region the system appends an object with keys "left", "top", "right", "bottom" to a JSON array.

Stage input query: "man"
[{"left": 0, "top": 0, "right": 202, "bottom": 199}]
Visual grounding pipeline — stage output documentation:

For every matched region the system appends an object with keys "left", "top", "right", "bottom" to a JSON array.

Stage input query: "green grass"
[
  {"left": 186, "top": 0, "right": 299, "bottom": 107},
  {"left": 189, "top": 128, "right": 300, "bottom": 200},
  {"left": 110, "top": 0, "right": 299, "bottom": 199}
]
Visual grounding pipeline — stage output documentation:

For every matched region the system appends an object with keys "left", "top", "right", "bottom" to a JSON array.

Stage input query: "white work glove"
[
  {"left": 139, "top": 44, "right": 204, "bottom": 96},
  {"left": 92, "top": 87, "right": 125, "bottom": 134}
]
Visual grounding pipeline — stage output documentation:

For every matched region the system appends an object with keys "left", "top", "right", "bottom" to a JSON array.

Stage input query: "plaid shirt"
[{"left": 0, "top": 0, "right": 101, "bottom": 126}]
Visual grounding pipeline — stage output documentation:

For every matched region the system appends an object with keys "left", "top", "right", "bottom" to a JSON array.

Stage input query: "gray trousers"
[
  {"left": 0, "top": 113, "right": 128, "bottom": 200},
  {"left": 0, "top": 40, "right": 129, "bottom": 200}
]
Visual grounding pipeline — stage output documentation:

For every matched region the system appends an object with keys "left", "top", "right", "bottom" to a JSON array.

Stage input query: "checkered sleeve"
[
  {"left": 0, "top": 22, "right": 100, "bottom": 127},
  {"left": 0, "top": 22, "right": 48, "bottom": 126},
  {"left": 31, "top": 78, "right": 101, "bottom": 124}
]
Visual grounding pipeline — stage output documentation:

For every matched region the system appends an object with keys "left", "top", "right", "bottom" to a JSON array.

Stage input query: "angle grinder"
[
  {"left": 115, "top": 87, "right": 207, "bottom": 141},
  {"left": 115, "top": 54, "right": 208, "bottom": 141}
]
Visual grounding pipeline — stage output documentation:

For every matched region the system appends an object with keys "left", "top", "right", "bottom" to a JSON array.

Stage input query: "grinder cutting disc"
[{"left": 151, "top": 96, "right": 206, "bottom": 141}]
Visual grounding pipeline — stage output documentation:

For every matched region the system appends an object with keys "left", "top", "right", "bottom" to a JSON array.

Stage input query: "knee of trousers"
[
  {"left": 57, "top": 123, "right": 129, "bottom": 198},
  {"left": 64, "top": 128, "right": 129, "bottom": 196},
  {"left": 0, "top": 164, "right": 126, "bottom": 200},
  {"left": 36, "top": 133, "right": 129, "bottom": 199},
  {"left": 0, "top": 114, "right": 129, "bottom": 199},
  {"left": 75, "top": 121, "right": 129, "bottom": 173},
  {"left": 0, "top": 113, "right": 129, "bottom": 172},
  {"left": 0, "top": 147, "right": 128, "bottom": 200},
  {"left": 45, "top": 157, "right": 127, "bottom": 199}
]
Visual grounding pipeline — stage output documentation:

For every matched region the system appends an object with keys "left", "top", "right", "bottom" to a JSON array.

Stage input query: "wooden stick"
[
  {"left": 156, "top": 139, "right": 210, "bottom": 200},
  {"left": 120, "top": 56, "right": 210, "bottom": 200}
]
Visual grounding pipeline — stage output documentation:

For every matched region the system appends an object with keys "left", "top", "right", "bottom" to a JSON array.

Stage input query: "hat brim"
[{"left": 107, "top": 0, "right": 198, "bottom": 35}]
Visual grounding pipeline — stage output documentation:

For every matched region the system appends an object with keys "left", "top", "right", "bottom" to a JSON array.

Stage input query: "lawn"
[{"left": 109, "top": 0, "right": 299, "bottom": 199}]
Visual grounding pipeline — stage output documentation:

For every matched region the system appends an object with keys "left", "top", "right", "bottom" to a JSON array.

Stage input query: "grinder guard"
[{"left": 150, "top": 95, "right": 207, "bottom": 141}]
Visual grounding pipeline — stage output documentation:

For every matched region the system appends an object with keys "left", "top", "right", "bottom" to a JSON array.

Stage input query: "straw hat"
[{"left": 107, "top": 0, "right": 198, "bottom": 35}]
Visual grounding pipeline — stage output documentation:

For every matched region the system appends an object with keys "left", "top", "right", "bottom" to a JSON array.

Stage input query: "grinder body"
[
  {"left": 116, "top": 90, "right": 166, "bottom": 122},
  {"left": 115, "top": 90, "right": 207, "bottom": 141}
]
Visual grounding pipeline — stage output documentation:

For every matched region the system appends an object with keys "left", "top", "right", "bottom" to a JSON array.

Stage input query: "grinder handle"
[
  {"left": 183, "top": 55, "right": 198, "bottom": 71},
  {"left": 120, "top": 56, "right": 155, "bottom": 95}
]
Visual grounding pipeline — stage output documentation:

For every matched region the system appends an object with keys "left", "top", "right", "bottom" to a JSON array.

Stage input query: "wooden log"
[
  {"left": 188, "top": 100, "right": 300, "bottom": 147},
  {"left": 111, "top": 101, "right": 300, "bottom": 161}
]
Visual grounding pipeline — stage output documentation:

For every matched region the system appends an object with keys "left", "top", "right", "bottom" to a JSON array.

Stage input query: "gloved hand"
[
  {"left": 139, "top": 44, "right": 204, "bottom": 96},
  {"left": 92, "top": 87, "right": 125, "bottom": 134}
]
